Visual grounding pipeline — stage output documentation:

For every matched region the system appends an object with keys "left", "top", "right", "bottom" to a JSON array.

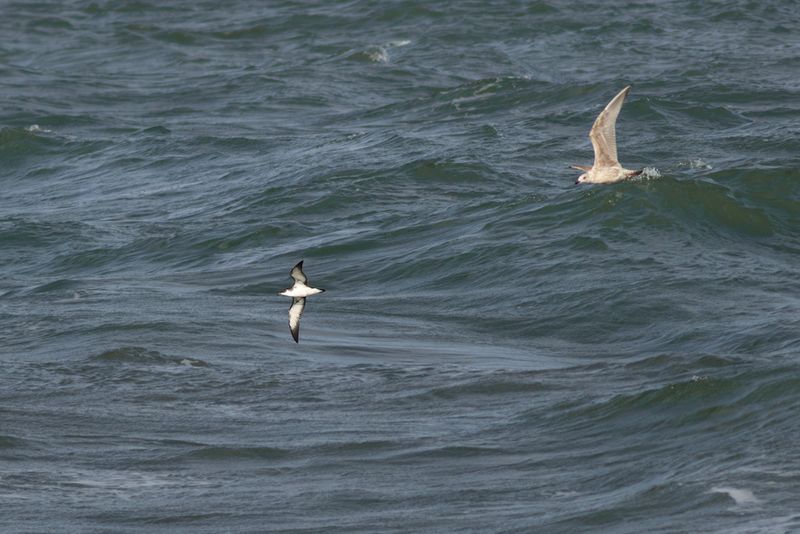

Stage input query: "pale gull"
[{"left": 572, "top": 85, "right": 642, "bottom": 184}]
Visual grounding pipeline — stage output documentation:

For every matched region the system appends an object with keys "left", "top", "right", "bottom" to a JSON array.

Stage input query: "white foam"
[
  {"left": 640, "top": 166, "right": 661, "bottom": 179},
  {"left": 366, "top": 47, "right": 389, "bottom": 63},
  {"left": 68, "top": 469, "right": 211, "bottom": 496},
  {"left": 26, "top": 124, "right": 52, "bottom": 133},
  {"left": 711, "top": 486, "right": 761, "bottom": 505},
  {"left": 678, "top": 158, "right": 712, "bottom": 170},
  {"left": 362, "top": 40, "right": 411, "bottom": 63},
  {"left": 552, "top": 490, "right": 580, "bottom": 498}
]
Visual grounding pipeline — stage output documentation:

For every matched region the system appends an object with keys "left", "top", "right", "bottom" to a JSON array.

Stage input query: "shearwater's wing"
[
  {"left": 288, "top": 297, "right": 305, "bottom": 343},
  {"left": 589, "top": 86, "right": 630, "bottom": 168},
  {"left": 290, "top": 261, "right": 307, "bottom": 284}
]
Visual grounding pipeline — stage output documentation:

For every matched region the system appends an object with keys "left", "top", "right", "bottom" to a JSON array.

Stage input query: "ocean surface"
[{"left": 2, "top": 1, "right": 800, "bottom": 532}]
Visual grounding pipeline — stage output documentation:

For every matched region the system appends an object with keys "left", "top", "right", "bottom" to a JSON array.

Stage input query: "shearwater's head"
[{"left": 575, "top": 173, "right": 588, "bottom": 185}]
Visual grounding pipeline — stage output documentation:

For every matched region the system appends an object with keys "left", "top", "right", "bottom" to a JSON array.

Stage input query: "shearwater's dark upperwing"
[
  {"left": 288, "top": 297, "right": 305, "bottom": 343},
  {"left": 290, "top": 260, "right": 308, "bottom": 284},
  {"left": 589, "top": 85, "right": 630, "bottom": 168}
]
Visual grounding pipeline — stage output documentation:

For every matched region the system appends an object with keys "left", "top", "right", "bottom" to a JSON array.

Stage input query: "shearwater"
[
  {"left": 572, "top": 85, "right": 642, "bottom": 184},
  {"left": 278, "top": 260, "right": 326, "bottom": 343}
]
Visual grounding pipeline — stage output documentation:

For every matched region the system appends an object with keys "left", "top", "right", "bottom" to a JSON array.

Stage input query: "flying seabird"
[
  {"left": 572, "top": 85, "right": 642, "bottom": 184},
  {"left": 278, "top": 260, "right": 325, "bottom": 343}
]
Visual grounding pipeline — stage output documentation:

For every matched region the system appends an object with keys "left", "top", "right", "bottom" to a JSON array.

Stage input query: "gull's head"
[{"left": 575, "top": 173, "right": 587, "bottom": 185}]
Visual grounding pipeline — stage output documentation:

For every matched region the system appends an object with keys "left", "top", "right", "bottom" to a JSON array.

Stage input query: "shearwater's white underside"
[{"left": 280, "top": 283, "right": 324, "bottom": 298}]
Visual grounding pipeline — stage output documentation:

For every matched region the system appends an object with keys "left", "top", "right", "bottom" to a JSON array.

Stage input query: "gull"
[
  {"left": 278, "top": 260, "right": 325, "bottom": 343},
  {"left": 572, "top": 85, "right": 642, "bottom": 184}
]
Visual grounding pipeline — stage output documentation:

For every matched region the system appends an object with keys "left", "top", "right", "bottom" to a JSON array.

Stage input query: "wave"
[
  {"left": 0, "top": 434, "right": 28, "bottom": 449},
  {"left": 559, "top": 366, "right": 800, "bottom": 435},
  {"left": 0, "top": 126, "right": 62, "bottom": 166},
  {"left": 402, "top": 373, "right": 552, "bottom": 401},
  {"left": 179, "top": 445, "right": 290, "bottom": 461},
  {"left": 91, "top": 347, "right": 207, "bottom": 367},
  {"left": 389, "top": 445, "right": 509, "bottom": 460},
  {"left": 710, "top": 486, "right": 761, "bottom": 505}
]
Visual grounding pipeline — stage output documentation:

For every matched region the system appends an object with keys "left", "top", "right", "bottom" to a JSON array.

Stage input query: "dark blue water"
[{"left": 2, "top": 1, "right": 800, "bottom": 531}]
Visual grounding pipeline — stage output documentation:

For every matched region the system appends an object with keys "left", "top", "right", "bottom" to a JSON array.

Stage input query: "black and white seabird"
[{"left": 278, "top": 260, "right": 325, "bottom": 343}]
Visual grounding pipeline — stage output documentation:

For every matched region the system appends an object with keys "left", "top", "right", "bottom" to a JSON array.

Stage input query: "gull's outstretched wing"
[
  {"left": 290, "top": 261, "right": 307, "bottom": 284},
  {"left": 288, "top": 297, "right": 305, "bottom": 343},
  {"left": 589, "top": 86, "right": 630, "bottom": 168}
]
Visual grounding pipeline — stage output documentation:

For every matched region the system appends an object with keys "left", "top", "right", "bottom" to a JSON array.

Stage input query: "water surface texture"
[{"left": 2, "top": 1, "right": 800, "bottom": 532}]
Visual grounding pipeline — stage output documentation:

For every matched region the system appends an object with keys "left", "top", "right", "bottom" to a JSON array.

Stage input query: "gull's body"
[
  {"left": 278, "top": 261, "right": 325, "bottom": 343},
  {"left": 573, "top": 86, "right": 641, "bottom": 184}
]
